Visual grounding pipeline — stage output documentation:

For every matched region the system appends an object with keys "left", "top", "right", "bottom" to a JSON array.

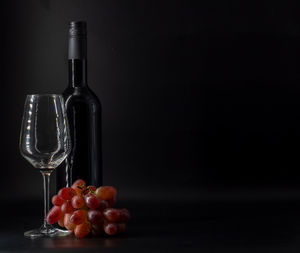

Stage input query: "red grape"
[
  {"left": 117, "top": 223, "right": 126, "bottom": 233},
  {"left": 87, "top": 210, "right": 103, "bottom": 224},
  {"left": 70, "top": 210, "right": 87, "bottom": 225},
  {"left": 74, "top": 222, "right": 91, "bottom": 238},
  {"left": 98, "top": 200, "right": 109, "bottom": 211},
  {"left": 104, "top": 223, "right": 118, "bottom": 235},
  {"left": 73, "top": 179, "right": 86, "bottom": 185},
  {"left": 52, "top": 195, "right": 65, "bottom": 206},
  {"left": 46, "top": 206, "right": 61, "bottom": 224},
  {"left": 58, "top": 216, "right": 65, "bottom": 227},
  {"left": 71, "top": 195, "right": 85, "bottom": 209},
  {"left": 64, "top": 213, "right": 76, "bottom": 231},
  {"left": 61, "top": 201, "right": 75, "bottom": 213},
  {"left": 85, "top": 194, "right": 100, "bottom": 210},
  {"left": 95, "top": 186, "right": 117, "bottom": 200},
  {"left": 119, "top": 208, "right": 130, "bottom": 222},
  {"left": 58, "top": 187, "right": 76, "bottom": 200},
  {"left": 72, "top": 179, "right": 86, "bottom": 195},
  {"left": 103, "top": 208, "right": 120, "bottom": 222}
]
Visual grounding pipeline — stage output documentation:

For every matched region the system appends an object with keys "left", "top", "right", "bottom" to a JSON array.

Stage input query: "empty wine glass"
[{"left": 19, "top": 94, "right": 71, "bottom": 238}]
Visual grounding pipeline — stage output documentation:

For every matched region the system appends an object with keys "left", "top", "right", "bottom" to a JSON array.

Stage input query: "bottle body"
[
  {"left": 56, "top": 87, "right": 102, "bottom": 189},
  {"left": 56, "top": 21, "right": 102, "bottom": 189}
]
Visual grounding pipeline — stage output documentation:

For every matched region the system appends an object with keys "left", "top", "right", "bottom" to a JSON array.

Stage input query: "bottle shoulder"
[{"left": 63, "top": 86, "right": 101, "bottom": 109}]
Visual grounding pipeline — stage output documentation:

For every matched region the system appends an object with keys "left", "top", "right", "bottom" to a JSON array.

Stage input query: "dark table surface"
[{"left": 1, "top": 199, "right": 300, "bottom": 252}]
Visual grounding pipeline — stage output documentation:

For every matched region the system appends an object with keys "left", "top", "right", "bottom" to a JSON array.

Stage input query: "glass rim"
[{"left": 26, "top": 94, "right": 63, "bottom": 97}]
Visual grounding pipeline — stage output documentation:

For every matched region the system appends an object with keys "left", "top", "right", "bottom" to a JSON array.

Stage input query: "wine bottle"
[{"left": 56, "top": 21, "right": 102, "bottom": 189}]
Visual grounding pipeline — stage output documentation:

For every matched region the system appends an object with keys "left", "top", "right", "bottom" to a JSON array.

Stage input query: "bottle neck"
[
  {"left": 68, "top": 59, "right": 87, "bottom": 87},
  {"left": 68, "top": 22, "right": 87, "bottom": 88}
]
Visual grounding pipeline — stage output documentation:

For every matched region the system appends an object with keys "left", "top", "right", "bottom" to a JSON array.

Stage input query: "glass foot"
[{"left": 24, "top": 225, "right": 72, "bottom": 238}]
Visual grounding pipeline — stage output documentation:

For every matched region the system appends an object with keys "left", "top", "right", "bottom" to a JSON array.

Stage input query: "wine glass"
[{"left": 19, "top": 94, "right": 71, "bottom": 238}]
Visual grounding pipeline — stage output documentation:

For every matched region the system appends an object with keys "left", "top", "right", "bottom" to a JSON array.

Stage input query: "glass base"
[{"left": 24, "top": 225, "right": 71, "bottom": 238}]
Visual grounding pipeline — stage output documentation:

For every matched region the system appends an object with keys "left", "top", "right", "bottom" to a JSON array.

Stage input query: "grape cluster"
[{"left": 46, "top": 179, "right": 130, "bottom": 238}]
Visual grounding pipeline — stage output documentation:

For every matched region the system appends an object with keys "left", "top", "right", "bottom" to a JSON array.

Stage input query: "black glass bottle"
[{"left": 56, "top": 21, "right": 102, "bottom": 189}]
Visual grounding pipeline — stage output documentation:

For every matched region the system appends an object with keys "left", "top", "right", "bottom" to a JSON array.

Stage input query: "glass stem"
[{"left": 41, "top": 171, "right": 51, "bottom": 231}]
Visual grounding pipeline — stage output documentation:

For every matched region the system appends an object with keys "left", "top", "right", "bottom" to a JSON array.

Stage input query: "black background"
[{"left": 2, "top": 0, "right": 300, "bottom": 203}]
